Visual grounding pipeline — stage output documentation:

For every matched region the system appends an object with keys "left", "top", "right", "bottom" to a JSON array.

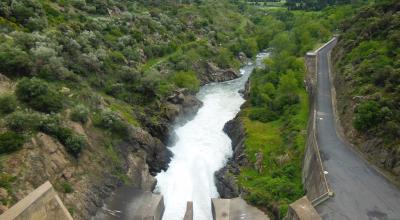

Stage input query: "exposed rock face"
[
  {"left": 215, "top": 115, "right": 248, "bottom": 198},
  {"left": 197, "top": 62, "right": 240, "bottom": 84},
  {"left": 165, "top": 88, "right": 203, "bottom": 123},
  {"left": 125, "top": 126, "right": 172, "bottom": 175},
  {"left": 237, "top": 52, "right": 250, "bottom": 63},
  {"left": 140, "top": 88, "right": 203, "bottom": 145},
  {"left": 3, "top": 124, "right": 166, "bottom": 220}
]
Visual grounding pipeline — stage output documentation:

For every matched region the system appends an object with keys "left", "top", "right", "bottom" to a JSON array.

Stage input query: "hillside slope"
[
  {"left": 0, "top": 0, "right": 259, "bottom": 218},
  {"left": 332, "top": 0, "right": 400, "bottom": 182}
]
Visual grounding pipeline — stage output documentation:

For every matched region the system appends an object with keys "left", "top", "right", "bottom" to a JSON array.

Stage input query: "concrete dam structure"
[{"left": 0, "top": 181, "right": 72, "bottom": 220}]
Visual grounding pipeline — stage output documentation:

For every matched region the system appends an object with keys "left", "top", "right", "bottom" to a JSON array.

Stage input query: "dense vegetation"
[
  {"left": 285, "top": 0, "right": 356, "bottom": 10},
  {"left": 332, "top": 0, "right": 400, "bottom": 170},
  {"left": 0, "top": 0, "right": 260, "bottom": 157},
  {"left": 234, "top": 4, "right": 362, "bottom": 218},
  {"left": 0, "top": 1, "right": 261, "bottom": 214},
  {"left": 0, "top": 0, "right": 383, "bottom": 218}
]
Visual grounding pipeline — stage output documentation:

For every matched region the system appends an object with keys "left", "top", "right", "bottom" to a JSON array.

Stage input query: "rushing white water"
[{"left": 155, "top": 53, "right": 269, "bottom": 220}]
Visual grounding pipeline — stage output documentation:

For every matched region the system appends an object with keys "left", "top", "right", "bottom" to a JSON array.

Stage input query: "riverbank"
[
  {"left": 153, "top": 52, "right": 267, "bottom": 220},
  {"left": 214, "top": 5, "right": 362, "bottom": 219}
]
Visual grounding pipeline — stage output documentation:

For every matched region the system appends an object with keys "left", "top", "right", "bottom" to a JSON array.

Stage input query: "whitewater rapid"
[{"left": 155, "top": 53, "right": 269, "bottom": 220}]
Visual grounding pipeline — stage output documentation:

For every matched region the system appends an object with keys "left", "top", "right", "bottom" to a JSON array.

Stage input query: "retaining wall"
[
  {"left": 302, "top": 39, "right": 336, "bottom": 205},
  {"left": 286, "top": 38, "right": 337, "bottom": 220}
]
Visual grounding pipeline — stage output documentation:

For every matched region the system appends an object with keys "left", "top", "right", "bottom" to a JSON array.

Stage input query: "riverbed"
[{"left": 155, "top": 52, "right": 269, "bottom": 220}]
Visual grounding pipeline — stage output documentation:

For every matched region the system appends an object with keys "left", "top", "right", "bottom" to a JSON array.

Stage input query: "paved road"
[{"left": 315, "top": 40, "right": 400, "bottom": 220}]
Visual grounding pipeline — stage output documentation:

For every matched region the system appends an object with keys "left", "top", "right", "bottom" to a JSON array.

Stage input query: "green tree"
[{"left": 16, "top": 78, "right": 64, "bottom": 113}]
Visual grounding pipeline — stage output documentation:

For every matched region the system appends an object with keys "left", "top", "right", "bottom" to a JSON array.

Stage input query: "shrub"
[
  {"left": 5, "top": 111, "right": 39, "bottom": 132},
  {"left": 0, "top": 94, "right": 17, "bottom": 114},
  {"left": 94, "top": 109, "right": 128, "bottom": 136},
  {"left": 37, "top": 116, "right": 86, "bottom": 157},
  {"left": 16, "top": 78, "right": 63, "bottom": 113},
  {"left": 64, "top": 135, "right": 86, "bottom": 157},
  {"left": 0, "top": 45, "right": 32, "bottom": 76},
  {"left": 170, "top": 71, "right": 200, "bottom": 93},
  {"left": 60, "top": 181, "right": 74, "bottom": 194},
  {"left": 273, "top": 94, "right": 300, "bottom": 112},
  {"left": 0, "top": 131, "right": 25, "bottom": 154},
  {"left": 249, "top": 107, "right": 279, "bottom": 123},
  {"left": 70, "top": 104, "right": 90, "bottom": 124},
  {"left": 353, "top": 100, "right": 383, "bottom": 132}
]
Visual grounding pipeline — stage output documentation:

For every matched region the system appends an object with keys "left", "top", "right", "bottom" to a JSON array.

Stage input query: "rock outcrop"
[
  {"left": 197, "top": 62, "right": 240, "bottom": 84},
  {"left": 125, "top": 126, "right": 172, "bottom": 175},
  {"left": 215, "top": 115, "right": 248, "bottom": 198},
  {"left": 2, "top": 122, "right": 168, "bottom": 219},
  {"left": 139, "top": 88, "right": 203, "bottom": 145},
  {"left": 165, "top": 88, "right": 203, "bottom": 123}
]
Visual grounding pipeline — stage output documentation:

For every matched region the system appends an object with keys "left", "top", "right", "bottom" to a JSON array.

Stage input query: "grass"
[
  {"left": 109, "top": 102, "right": 141, "bottom": 127},
  {"left": 238, "top": 89, "right": 308, "bottom": 218}
]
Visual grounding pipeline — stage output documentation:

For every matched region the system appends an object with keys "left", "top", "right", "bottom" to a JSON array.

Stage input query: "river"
[{"left": 155, "top": 52, "right": 269, "bottom": 220}]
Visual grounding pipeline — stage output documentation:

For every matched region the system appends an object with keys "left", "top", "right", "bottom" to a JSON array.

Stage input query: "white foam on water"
[{"left": 155, "top": 53, "right": 269, "bottom": 220}]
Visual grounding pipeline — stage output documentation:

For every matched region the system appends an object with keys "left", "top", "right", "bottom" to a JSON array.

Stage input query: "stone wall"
[{"left": 0, "top": 181, "right": 73, "bottom": 220}]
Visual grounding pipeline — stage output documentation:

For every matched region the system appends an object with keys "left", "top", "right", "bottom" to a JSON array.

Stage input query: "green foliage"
[
  {"left": 16, "top": 78, "right": 63, "bottom": 113},
  {"left": 249, "top": 107, "right": 279, "bottom": 123},
  {"left": 38, "top": 117, "right": 86, "bottom": 157},
  {"left": 70, "top": 104, "right": 90, "bottom": 124},
  {"left": 0, "top": 44, "right": 32, "bottom": 77},
  {"left": 353, "top": 101, "right": 387, "bottom": 132},
  {"left": 0, "top": 94, "right": 17, "bottom": 114},
  {"left": 0, "top": 172, "right": 16, "bottom": 194},
  {"left": 0, "top": 131, "right": 25, "bottom": 154},
  {"left": 5, "top": 111, "right": 40, "bottom": 132},
  {"left": 333, "top": 0, "right": 400, "bottom": 147},
  {"left": 63, "top": 135, "right": 86, "bottom": 157},
  {"left": 170, "top": 71, "right": 200, "bottom": 93},
  {"left": 94, "top": 109, "right": 128, "bottom": 136},
  {"left": 234, "top": 4, "right": 360, "bottom": 218},
  {"left": 214, "top": 48, "right": 240, "bottom": 69},
  {"left": 5, "top": 111, "right": 85, "bottom": 157},
  {"left": 60, "top": 181, "right": 74, "bottom": 194}
]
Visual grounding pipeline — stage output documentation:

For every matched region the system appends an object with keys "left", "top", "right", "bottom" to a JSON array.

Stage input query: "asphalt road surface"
[{"left": 315, "top": 40, "right": 400, "bottom": 220}]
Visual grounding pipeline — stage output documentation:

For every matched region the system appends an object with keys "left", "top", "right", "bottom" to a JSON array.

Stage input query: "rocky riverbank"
[{"left": 214, "top": 114, "right": 246, "bottom": 198}]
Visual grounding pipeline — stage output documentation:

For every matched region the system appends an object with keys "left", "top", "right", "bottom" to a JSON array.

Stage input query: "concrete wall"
[
  {"left": 286, "top": 39, "right": 337, "bottom": 220},
  {"left": 0, "top": 181, "right": 73, "bottom": 220},
  {"left": 211, "top": 198, "right": 269, "bottom": 220},
  {"left": 183, "top": 202, "right": 193, "bottom": 220},
  {"left": 286, "top": 197, "right": 321, "bottom": 220},
  {"left": 301, "top": 40, "right": 336, "bottom": 205}
]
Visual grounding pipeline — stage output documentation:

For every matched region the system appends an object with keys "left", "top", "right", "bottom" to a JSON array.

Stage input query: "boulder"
[
  {"left": 205, "top": 62, "right": 240, "bottom": 82},
  {"left": 238, "top": 52, "right": 249, "bottom": 63}
]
